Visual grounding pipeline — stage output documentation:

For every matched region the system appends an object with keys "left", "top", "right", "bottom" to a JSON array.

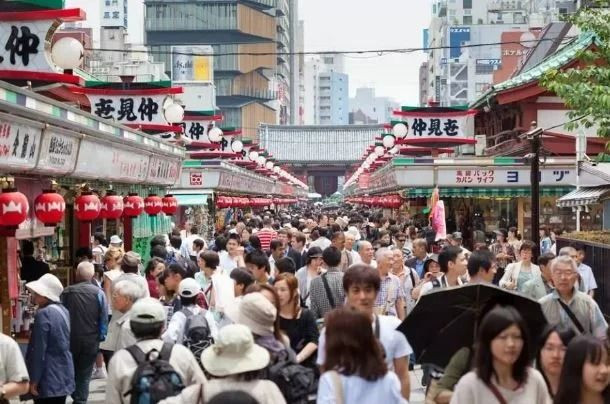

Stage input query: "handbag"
[{"left": 487, "top": 383, "right": 508, "bottom": 404}]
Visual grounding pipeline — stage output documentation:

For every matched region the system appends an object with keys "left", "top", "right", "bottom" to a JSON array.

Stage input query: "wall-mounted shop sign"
[
  {"left": 35, "top": 128, "right": 80, "bottom": 174},
  {"left": 437, "top": 167, "right": 575, "bottom": 187},
  {"left": 88, "top": 94, "right": 167, "bottom": 125},
  {"left": 0, "top": 115, "right": 42, "bottom": 170},
  {"left": 147, "top": 155, "right": 181, "bottom": 185},
  {"left": 393, "top": 109, "right": 477, "bottom": 139},
  {"left": 73, "top": 139, "right": 149, "bottom": 183}
]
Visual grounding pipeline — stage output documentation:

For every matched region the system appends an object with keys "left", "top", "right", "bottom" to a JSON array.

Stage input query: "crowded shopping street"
[{"left": 1, "top": 1, "right": 610, "bottom": 404}]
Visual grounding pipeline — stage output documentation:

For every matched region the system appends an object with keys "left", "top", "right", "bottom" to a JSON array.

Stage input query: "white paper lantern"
[
  {"left": 257, "top": 156, "right": 266, "bottom": 166},
  {"left": 51, "top": 37, "right": 85, "bottom": 70},
  {"left": 265, "top": 161, "right": 274, "bottom": 170},
  {"left": 249, "top": 150, "right": 259, "bottom": 161},
  {"left": 273, "top": 166, "right": 281, "bottom": 173},
  {"left": 393, "top": 123, "right": 408, "bottom": 139},
  {"left": 164, "top": 103, "right": 184, "bottom": 124},
  {"left": 231, "top": 140, "right": 244, "bottom": 153},
  {"left": 382, "top": 135, "right": 396, "bottom": 148},
  {"left": 389, "top": 146, "right": 399, "bottom": 155},
  {"left": 374, "top": 145, "right": 385, "bottom": 156},
  {"left": 208, "top": 127, "right": 223, "bottom": 143}
]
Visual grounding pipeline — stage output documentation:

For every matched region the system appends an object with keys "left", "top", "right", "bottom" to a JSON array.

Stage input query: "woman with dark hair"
[
  {"left": 554, "top": 336, "right": 610, "bottom": 404},
  {"left": 451, "top": 306, "right": 549, "bottom": 403},
  {"left": 144, "top": 257, "right": 165, "bottom": 299},
  {"left": 248, "top": 234, "right": 262, "bottom": 253},
  {"left": 317, "top": 307, "right": 406, "bottom": 403},
  {"left": 411, "top": 254, "right": 442, "bottom": 300},
  {"left": 535, "top": 325, "right": 576, "bottom": 401},
  {"left": 274, "top": 273, "right": 319, "bottom": 368},
  {"left": 295, "top": 246, "right": 323, "bottom": 308},
  {"left": 499, "top": 240, "right": 541, "bottom": 294}
]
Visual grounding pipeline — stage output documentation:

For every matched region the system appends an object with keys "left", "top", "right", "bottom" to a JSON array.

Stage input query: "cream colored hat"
[
  {"left": 200, "top": 324, "right": 270, "bottom": 376},
  {"left": 26, "top": 273, "right": 64, "bottom": 303},
  {"left": 225, "top": 292, "right": 276, "bottom": 337}
]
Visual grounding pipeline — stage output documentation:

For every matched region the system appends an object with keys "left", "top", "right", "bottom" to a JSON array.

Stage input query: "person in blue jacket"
[{"left": 25, "top": 273, "right": 75, "bottom": 404}]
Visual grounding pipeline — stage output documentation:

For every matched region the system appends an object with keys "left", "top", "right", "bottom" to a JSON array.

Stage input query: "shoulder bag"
[
  {"left": 557, "top": 299, "right": 586, "bottom": 334},
  {"left": 486, "top": 383, "right": 508, "bottom": 404},
  {"left": 321, "top": 273, "right": 337, "bottom": 309}
]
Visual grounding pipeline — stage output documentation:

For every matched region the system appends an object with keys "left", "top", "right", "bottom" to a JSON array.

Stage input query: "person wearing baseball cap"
[
  {"left": 105, "top": 298, "right": 206, "bottom": 403},
  {"left": 162, "top": 278, "right": 218, "bottom": 345},
  {"left": 25, "top": 274, "right": 75, "bottom": 402}
]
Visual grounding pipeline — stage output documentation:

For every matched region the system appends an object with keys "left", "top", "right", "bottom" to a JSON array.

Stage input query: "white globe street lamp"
[
  {"left": 51, "top": 37, "right": 85, "bottom": 70},
  {"left": 273, "top": 166, "right": 281, "bottom": 173},
  {"left": 257, "top": 156, "right": 266, "bottom": 166},
  {"left": 382, "top": 135, "right": 396, "bottom": 149},
  {"left": 163, "top": 103, "right": 184, "bottom": 124},
  {"left": 249, "top": 150, "right": 259, "bottom": 161},
  {"left": 208, "top": 127, "right": 223, "bottom": 143},
  {"left": 393, "top": 123, "right": 408, "bottom": 139},
  {"left": 231, "top": 140, "right": 244, "bottom": 153},
  {"left": 374, "top": 145, "right": 385, "bottom": 157},
  {"left": 265, "top": 161, "right": 274, "bottom": 170}
]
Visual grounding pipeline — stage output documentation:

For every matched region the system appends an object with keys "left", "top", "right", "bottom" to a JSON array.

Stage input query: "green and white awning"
[
  {"left": 403, "top": 187, "right": 574, "bottom": 199},
  {"left": 556, "top": 187, "right": 610, "bottom": 208}
]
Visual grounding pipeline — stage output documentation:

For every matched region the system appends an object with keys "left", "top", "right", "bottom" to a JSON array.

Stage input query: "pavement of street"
[{"left": 17, "top": 368, "right": 426, "bottom": 404}]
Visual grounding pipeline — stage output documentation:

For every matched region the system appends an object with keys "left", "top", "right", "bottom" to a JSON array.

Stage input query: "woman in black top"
[{"left": 274, "top": 273, "right": 319, "bottom": 369}]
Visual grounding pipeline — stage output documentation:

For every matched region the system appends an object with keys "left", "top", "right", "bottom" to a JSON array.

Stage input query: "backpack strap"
[
  {"left": 321, "top": 273, "right": 336, "bottom": 309},
  {"left": 159, "top": 342, "right": 174, "bottom": 361},
  {"left": 126, "top": 344, "right": 147, "bottom": 365}
]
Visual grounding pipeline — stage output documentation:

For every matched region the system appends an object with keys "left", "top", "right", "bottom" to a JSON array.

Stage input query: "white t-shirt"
[
  {"left": 317, "top": 314, "right": 412, "bottom": 371},
  {"left": 578, "top": 263, "right": 597, "bottom": 292},
  {"left": 218, "top": 251, "right": 239, "bottom": 273},
  {"left": 317, "top": 371, "right": 408, "bottom": 404},
  {"left": 0, "top": 333, "right": 29, "bottom": 384},
  {"left": 162, "top": 305, "right": 218, "bottom": 344}
]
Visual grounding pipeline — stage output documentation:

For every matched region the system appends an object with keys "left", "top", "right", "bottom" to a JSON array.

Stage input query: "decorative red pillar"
[
  {"left": 123, "top": 217, "right": 133, "bottom": 252},
  {"left": 79, "top": 222, "right": 91, "bottom": 248}
]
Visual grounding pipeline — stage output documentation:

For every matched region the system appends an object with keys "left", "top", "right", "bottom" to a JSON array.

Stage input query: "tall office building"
[
  {"left": 423, "top": 0, "right": 579, "bottom": 106},
  {"left": 349, "top": 87, "right": 399, "bottom": 125},
  {"left": 303, "top": 55, "right": 349, "bottom": 125},
  {"left": 144, "top": 0, "right": 297, "bottom": 139},
  {"left": 101, "top": 0, "right": 128, "bottom": 29}
]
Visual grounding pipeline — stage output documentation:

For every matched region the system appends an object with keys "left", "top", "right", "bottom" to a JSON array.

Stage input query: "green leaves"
[{"left": 540, "top": 1, "right": 610, "bottom": 138}]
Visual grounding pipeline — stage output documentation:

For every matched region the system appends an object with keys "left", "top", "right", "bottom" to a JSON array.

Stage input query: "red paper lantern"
[
  {"left": 74, "top": 193, "right": 101, "bottom": 222},
  {"left": 144, "top": 194, "right": 163, "bottom": 216},
  {"left": 0, "top": 189, "right": 29, "bottom": 228},
  {"left": 216, "top": 196, "right": 226, "bottom": 209},
  {"left": 123, "top": 194, "right": 144, "bottom": 217},
  {"left": 100, "top": 194, "right": 124, "bottom": 220},
  {"left": 34, "top": 190, "right": 65, "bottom": 226},
  {"left": 162, "top": 194, "right": 178, "bottom": 215}
]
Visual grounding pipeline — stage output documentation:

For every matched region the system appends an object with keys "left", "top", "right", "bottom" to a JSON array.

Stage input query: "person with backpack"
[
  {"left": 166, "top": 236, "right": 198, "bottom": 278},
  {"left": 226, "top": 292, "right": 316, "bottom": 403},
  {"left": 162, "top": 278, "right": 217, "bottom": 356},
  {"left": 106, "top": 297, "right": 206, "bottom": 404},
  {"left": 316, "top": 264, "right": 412, "bottom": 401},
  {"left": 157, "top": 324, "right": 286, "bottom": 404}
]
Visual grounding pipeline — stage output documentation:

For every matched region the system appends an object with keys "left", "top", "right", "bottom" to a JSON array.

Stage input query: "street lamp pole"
[{"left": 527, "top": 122, "right": 543, "bottom": 259}]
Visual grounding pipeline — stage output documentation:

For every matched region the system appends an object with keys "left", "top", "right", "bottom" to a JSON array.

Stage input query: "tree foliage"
[{"left": 541, "top": 1, "right": 610, "bottom": 138}]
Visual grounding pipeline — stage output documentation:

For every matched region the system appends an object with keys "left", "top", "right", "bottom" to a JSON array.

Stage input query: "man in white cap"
[
  {"left": 106, "top": 298, "right": 206, "bottom": 403},
  {"left": 162, "top": 278, "right": 218, "bottom": 345}
]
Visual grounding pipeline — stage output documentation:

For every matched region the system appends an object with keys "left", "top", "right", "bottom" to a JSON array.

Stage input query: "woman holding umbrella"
[{"left": 450, "top": 306, "right": 549, "bottom": 403}]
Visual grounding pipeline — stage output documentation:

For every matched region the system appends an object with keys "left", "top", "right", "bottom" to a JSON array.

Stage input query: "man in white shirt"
[
  {"left": 218, "top": 234, "right": 245, "bottom": 275},
  {"left": 317, "top": 264, "right": 412, "bottom": 401},
  {"left": 354, "top": 240, "right": 377, "bottom": 268},
  {"left": 106, "top": 298, "right": 206, "bottom": 403},
  {"left": 0, "top": 332, "right": 30, "bottom": 400},
  {"left": 575, "top": 244, "right": 597, "bottom": 297}
]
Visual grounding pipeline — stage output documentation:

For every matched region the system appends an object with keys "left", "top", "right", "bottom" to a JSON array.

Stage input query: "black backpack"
[
  {"left": 267, "top": 350, "right": 316, "bottom": 404},
  {"left": 126, "top": 343, "right": 185, "bottom": 404},
  {"left": 181, "top": 308, "right": 214, "bottom": 359}
]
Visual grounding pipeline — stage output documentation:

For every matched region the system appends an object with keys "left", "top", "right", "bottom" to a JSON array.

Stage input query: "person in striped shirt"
[{"left": 256, "top": 217, "right": 278, "bottom": 252}]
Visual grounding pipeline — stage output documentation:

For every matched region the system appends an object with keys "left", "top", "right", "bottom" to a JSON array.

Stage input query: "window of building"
[
  {"left": 112, "top": 0, "right": 118, "bottom": 5},
  {"left": 475, "top": 82, "right": 490, "bottom": 94},
  {"left": 463, "top": 15, "right": 472, "bottom": 24},
  {"left": 104, "top": 11, "right": 110, "bottom": 18},
  {"left": 463, "top": 0, "right": 472, "bottom": 8},
  {"left": 113, "top": 11, "right": 120, "bottom": 18},
  {"left": 449, "top": 9, "right": 456, "bottom": 16},
  {"left": 105, "top": 0, "right": 111, "bottom": 5}
]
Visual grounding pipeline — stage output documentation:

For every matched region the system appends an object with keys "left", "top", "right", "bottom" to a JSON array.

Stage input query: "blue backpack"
[{"left": 126, "top": 343, "right": 185, "bottom": 404}]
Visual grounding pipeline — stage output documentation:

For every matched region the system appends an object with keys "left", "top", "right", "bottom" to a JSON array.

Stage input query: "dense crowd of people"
[{"left": 1, "top": 206, "right": 609, "bottom": 404}]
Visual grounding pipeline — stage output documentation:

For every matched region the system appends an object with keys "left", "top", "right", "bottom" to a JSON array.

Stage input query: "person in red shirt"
[
  {"left": 144, "top": 257, "right": 166, "bottom": 299},
  {"left": 256, "top": 217, "right": 278, "bottom": 253}
]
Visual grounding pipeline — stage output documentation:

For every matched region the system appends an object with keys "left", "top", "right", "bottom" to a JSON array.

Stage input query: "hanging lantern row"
[{"left": 346, "top": 194, "right": 403, "bottom": 209}]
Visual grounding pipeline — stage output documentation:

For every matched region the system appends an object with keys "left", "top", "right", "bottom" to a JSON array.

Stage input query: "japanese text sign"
[
  {"left": 148, "top": 156, "right": 181, "bottom": 185},
  {"left": 88, "top": 94, "right": 169, "bottom": 125},
  {"left": 74, "top": 139, "right": 149, "bottom": 183},
  {"left": 0, "top": 117, "right": 42, "bottom": 170},
  {"left": 437, "top": 167, "right": 576, "bottom": 187},
  {"left": 35, "top": 129, "right": 79, "bottom": 174},
  {"left": 395, "top": 110, "right": 476, "bottom": 139},
  {"left": 0, "top": 20, "right": 56, "bottom": 73}
]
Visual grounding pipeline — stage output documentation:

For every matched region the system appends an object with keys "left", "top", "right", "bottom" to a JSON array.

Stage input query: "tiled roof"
[
  {"left": 259, "top": 124, "right": 383, "bottom": 163},
  {"left": 471, "top": 32, "right": 599, "bottom": 108}
]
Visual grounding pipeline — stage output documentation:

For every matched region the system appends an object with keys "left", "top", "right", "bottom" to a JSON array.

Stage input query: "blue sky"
[{"left": 65, "top": 0, "right": 431, "bottom": 105}]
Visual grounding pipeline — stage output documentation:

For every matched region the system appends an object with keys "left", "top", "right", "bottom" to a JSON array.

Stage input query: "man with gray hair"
[
  {"left": 539, "top": 256, "right": 607, "bottom": 339},
  {"left": 373, "top": 248, "right": 406, "bottom": 320},
  {"left": 61, "top": 261, "right": 108, "bottom": 404},
  {"left": 558, "top": 245, "right": 596, "bottom": 296}
]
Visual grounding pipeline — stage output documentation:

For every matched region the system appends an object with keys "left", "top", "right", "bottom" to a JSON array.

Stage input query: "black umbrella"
[{"left": 398, "top": 282, "right": 547, "bottom": 369}]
